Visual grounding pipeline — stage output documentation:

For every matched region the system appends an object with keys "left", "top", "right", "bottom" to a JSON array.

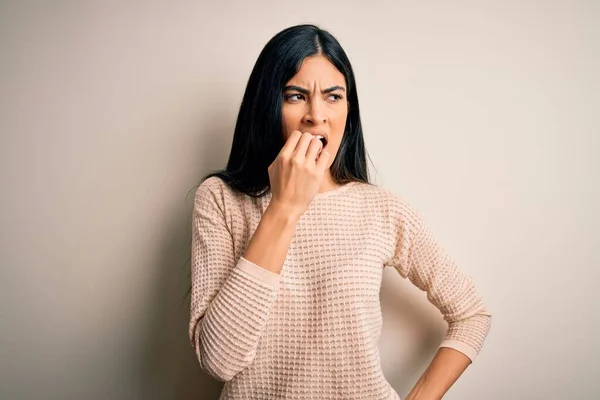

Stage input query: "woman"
[{"left": 189, "top": 24, "right": 491, "bottom": 400}]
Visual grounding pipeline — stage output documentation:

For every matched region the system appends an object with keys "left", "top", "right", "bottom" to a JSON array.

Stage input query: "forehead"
[{"left": 287, "top": 55, "right": 346, "bottom": 86}]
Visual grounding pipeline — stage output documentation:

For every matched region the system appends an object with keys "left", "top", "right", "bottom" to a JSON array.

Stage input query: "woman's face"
[{"left": 281, "top": 55, "right": 349, "bottom": 163}]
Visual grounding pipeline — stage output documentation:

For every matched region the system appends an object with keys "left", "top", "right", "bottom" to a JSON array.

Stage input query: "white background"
[{"left": 1, "top": 1, "right": 598, "bottom": 399}]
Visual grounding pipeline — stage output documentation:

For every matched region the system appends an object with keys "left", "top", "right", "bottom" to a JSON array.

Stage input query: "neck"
[{"left": 317, "top": 174, "right": 339, "bottom": 194}]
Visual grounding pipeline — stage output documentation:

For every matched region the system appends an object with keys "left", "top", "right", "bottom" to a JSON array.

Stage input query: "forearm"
[
  {"left": 243, "top": 202, "right": 300, "bottom": 274},
  {"left": 405, "top": 347, "right": 471, "bottom": 400},
  {"left": 197, "top": 257, "right": 281, "bottom": 381}
]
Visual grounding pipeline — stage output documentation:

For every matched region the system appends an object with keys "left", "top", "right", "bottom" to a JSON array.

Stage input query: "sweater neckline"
[
  {"left": 264, "top": 181, "right": 359, "bottom": 204},
  {"left": 313, "top": 181, "right": 358, "bottom": 199}
]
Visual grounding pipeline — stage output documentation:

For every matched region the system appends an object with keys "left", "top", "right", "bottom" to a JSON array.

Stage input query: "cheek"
[
  {"left": 335, "top": 112, "right": 347, "bottom": 127},
  {"left": 281, "top": 107, "right": 301, "bottom": 137},
  {"left": 332, "top": 110, "right": 348, "bottom": 134},
  {"left": 282, "top": 106, "right": 303, "bottom": 123}
]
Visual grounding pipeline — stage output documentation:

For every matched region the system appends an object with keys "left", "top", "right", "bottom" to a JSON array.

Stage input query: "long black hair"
[
  {"left": 182, "top": 24, "right": 375, "bottom": 305},
  {"left": 197, "top": 23, "right": 374, "bottom": 197}
]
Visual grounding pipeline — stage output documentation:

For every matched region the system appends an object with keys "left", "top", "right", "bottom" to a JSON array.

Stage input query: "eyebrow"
[{"left": 283, "top": 85, "right": 346, "bottom": 94}]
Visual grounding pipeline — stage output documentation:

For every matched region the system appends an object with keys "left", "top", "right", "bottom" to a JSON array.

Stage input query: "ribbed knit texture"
[{"left": 189, "top": 176, "right": 492, "bottom": 400}]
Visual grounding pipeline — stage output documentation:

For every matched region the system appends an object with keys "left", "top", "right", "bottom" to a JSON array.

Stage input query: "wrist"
[{"left": 266, "top": 201, "right": 302, "bottom": 223}]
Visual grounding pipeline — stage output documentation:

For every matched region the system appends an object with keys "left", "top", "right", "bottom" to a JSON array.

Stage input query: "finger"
[
  {"left": 292, "top": 132, "right": 315, "bottom": 160},
  {"left": 315, "top": 148, "right": 330, "bottom": 171},
  {"left": 279, "top": 130, "right": 302, "bottom": 157},
  {"left": 305, "top": 136, "right": 323, "bottom": 162}
]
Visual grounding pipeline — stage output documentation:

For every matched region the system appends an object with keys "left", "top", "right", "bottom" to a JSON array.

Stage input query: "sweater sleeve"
[
  {"left": 188, "top": 179, "right": 282, "bottom": 382},
  {"left": 388, "top": 206, "right": 492, "bottom": 362}
]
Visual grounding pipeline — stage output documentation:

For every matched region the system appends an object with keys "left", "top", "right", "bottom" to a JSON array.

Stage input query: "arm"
[
  {"left": 405, "top": 347, "right": 470, "bottom": 400},
  {"left": 243, "top": 201, "right": 301, "bottom": 274},
  {"left": 189, "top": 179, "right": 299, "bottom": 382},
  {"left": 389, "top": 206, "right": 492, "bottom": 398}
]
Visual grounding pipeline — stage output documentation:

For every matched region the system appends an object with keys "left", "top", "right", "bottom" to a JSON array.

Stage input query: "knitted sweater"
[{"left": 189, "top": 176, "right": 491, "bottom": 400}]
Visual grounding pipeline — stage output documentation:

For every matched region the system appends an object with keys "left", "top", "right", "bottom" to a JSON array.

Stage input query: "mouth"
[{"left": 308, "top": 131, "right": 328, "bottom": 147}]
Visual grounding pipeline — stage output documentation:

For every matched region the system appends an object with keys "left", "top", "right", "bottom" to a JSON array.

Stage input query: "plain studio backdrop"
[{"left": 1, "top": 1, "right": 598, "bottom": 399}]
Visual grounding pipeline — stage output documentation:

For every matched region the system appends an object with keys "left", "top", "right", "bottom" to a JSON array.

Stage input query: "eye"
[
  {"left": 284, "top": 93, "right": 305, "bottom": 102},
  {"left": 328, "top": 94, "right": 344, "bottom": 102}
]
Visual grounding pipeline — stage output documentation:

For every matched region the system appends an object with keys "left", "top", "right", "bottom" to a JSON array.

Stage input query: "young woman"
[{"left": 189, "top": 24, "right": 491, "bottom": 400}]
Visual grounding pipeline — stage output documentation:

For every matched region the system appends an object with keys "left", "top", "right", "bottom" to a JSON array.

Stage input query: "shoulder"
[
  {"left": 195, "top": 176, "right": 224, "bottom": 203},
  {"left": 357, "top": 182, "right": 424, "bottom": 233},
  {"left": 194, "top": 176, "right": 244, "bottom": 212},
  {"left": 357, "top": 182, "right": 419, "bottom": 215}
]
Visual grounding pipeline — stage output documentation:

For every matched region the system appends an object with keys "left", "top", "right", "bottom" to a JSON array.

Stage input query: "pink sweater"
[{"left": 189, "top": 176, "right": 491, "bottom": 400}]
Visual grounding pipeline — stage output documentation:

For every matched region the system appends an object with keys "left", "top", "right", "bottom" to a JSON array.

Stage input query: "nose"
[{"left": 302, "top": 98, "right": 327, "bottom": 125}]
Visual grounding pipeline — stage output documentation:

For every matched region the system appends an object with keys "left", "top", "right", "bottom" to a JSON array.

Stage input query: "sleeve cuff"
[
  {"left": 235, "top": 256, "right": 282, "bottom": 287},
  {"left": 439, "top": 339, "right": 479, "bottom": 363}
]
